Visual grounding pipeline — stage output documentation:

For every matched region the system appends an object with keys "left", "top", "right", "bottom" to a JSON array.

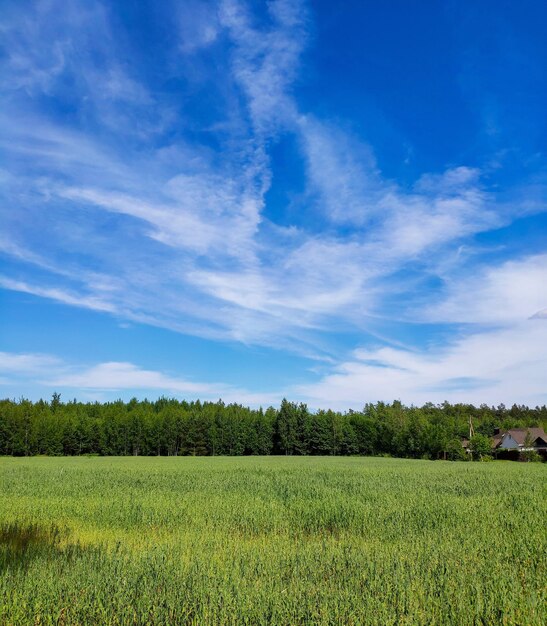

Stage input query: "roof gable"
[{"left": 499, "top": 433, "right": 520, "bottom": 449}]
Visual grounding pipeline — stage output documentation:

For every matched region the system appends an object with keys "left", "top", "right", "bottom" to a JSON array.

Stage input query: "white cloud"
[
  {"left": 178, "top": 0, "right": 221, "bottom": 53},
  {"left": 286, "top": 250, "right": 547, "bottom": 408},
  {"left": 0, "top": 351, "right": 63, "bottom": 375},
  {"left": 0, "top": 352, "right": 279, "bottom": 407},
  {"left": 0, "top": 0, "right": 545, "bottom": 399},
  {"left": 219, "top": 0, "right": 307, "bottom": 136},
  {"left": 0, "top": 276, "right": 119, "bottom": 314},
  {"left": 294, "top": 320, "right": 547, "bottom": 409},
  {"left": 298, "top": 116, "right": 499, "bottom": 258},
  {"left": 426, "top": 253, "right": 547, "bottom": 324},
  {"left": 58, "top": 183, "right": 260, "bottom": 258},
  {"left": 51, "top": 361, "right": 223, "bottom": 395},
  {"left": 4, "top": 316, "right": 546, "bottom": 410},
  {"left": 297, "top": 116, "right": 384, "bottom": 225}
]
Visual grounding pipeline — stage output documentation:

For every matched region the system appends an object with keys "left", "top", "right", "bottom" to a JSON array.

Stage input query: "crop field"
[{"left": 1, "top": 457, "right": 545, "bottom": 625}]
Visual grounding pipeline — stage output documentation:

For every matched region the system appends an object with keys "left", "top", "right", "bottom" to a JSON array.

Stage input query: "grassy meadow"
[{"left": 1, "top": 456, "right": 545, "bottom": 625}]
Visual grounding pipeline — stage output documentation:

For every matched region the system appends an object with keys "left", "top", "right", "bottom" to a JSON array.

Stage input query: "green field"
[{"left": 1, "top": 457, "right": 545, "bottom": 625}]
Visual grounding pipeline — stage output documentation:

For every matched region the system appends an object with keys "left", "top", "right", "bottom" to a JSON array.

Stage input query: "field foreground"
[{"left": 1, "top": 457, "right": 545, "bottom": 625}]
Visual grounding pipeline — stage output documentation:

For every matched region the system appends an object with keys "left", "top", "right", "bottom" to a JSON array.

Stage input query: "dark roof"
[{"left": 492, "top": 433, "right": 503, "bottom": 448}]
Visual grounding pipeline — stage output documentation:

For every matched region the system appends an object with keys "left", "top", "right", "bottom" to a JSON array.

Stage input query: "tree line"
[{"left": 1, "top": 395, "right": 546, "bottom": 459}]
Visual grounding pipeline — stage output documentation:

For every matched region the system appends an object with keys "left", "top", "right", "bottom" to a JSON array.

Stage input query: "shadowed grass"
[{"left": 0, "top": 522, "right": 86, "bottom": 573}]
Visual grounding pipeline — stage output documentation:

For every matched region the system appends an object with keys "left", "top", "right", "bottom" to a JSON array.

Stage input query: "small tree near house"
[
  {"left": 469, "top": 434, "right": 492, "bottom": 461},
  {"left": 521, "top": 431, "right": 542, "bottom": 462}
]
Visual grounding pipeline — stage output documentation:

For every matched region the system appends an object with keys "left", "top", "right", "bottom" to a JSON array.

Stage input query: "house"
[
  {"left": 493, "top": 427, "right": 547, "bottom": 458},
  {"left": 461, "top": 427, "right": 547, "bottom": 459}
]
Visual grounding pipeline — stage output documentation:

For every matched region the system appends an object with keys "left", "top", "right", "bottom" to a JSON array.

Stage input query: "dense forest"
[{"left": 1, "top": 395, "right": 546, "bottom": 459}]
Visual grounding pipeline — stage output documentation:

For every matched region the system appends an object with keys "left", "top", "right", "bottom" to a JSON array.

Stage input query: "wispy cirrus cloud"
[
  {"left": 425, "top": 253, "right": 547, "bottom": 324},
  {"left": 0, "top": 276, "right": 119, "bottom": 314},
  {"left": 219, "top": 0, "right": 307, "bottom": 136},
  {"left": 1, "top": 0, "right": 546, "bottom": 402}
]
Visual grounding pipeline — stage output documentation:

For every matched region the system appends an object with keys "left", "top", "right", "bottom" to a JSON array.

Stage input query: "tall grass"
[{"left": 1, "top": 456, "right": 545, "bottom": 624}]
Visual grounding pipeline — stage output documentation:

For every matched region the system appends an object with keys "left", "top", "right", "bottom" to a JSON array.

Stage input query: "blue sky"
[{"left": 1, "top": 0, "right": 546, "bottom": 408}]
